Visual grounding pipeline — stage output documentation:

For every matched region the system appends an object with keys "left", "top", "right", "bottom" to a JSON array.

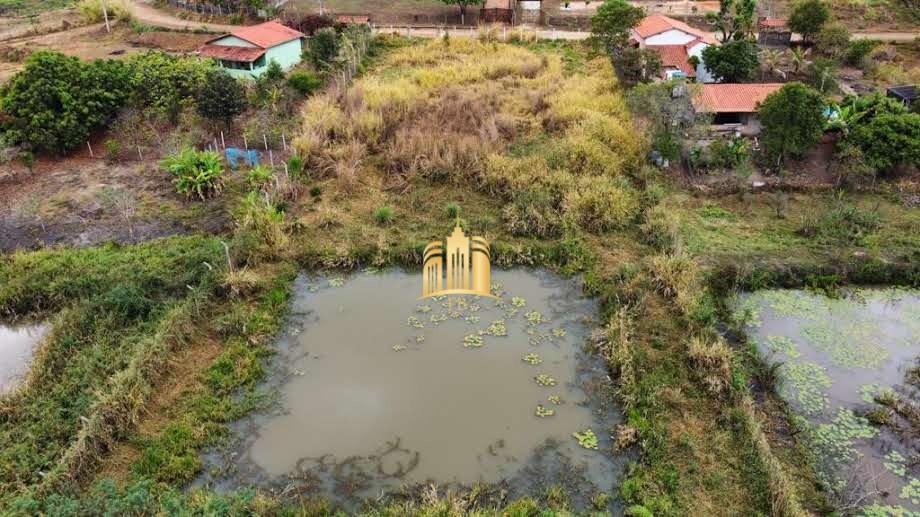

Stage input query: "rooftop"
[
  {"left": 633, "top": 14, "right": 719, "bottom": 45},
  {"left": 208, "top": 20, "right": 304, "bottom": 49},
  {"left": 693, "top": 83, "right": 784, "bottom": 113},
  {"left": 654, "top": 45, "right": 696, "bottom": 77},
  {"left": 198, "top": 44, "right": 266, "bottom": 62}
]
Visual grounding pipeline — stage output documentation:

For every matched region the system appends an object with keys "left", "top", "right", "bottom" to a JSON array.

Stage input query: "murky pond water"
[
  {"left": 738, "top": 288, "right": 920, "bottom": 514},
  {"left": 199, "top": 269, "right": 625, "bottom": 510},
  {"left": 0, "top": 322, "right": 48, "bottom": 395}
]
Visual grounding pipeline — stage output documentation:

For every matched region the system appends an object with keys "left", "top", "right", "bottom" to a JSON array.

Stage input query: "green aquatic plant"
[
  {"left": 416, "top": 305, "right": 432, "bottom": 313},
  {"left": 764, "top": 335, "right": 800, "bottom": 358},
  {"left": 490, "top": 283, "right": 505, "bottom": 297},
  {"left": 465, "top": 314, "right": 481, "bottom": 324},
  {"left": 328, "top": 277, "right": 345, "bottom": 287},
  {"left": 551, "top": 327, "right": 566, "bottom": 338},
  {"left": 883, "top": 451, "right": 908, "bottom": 477},
  {"left": 484, "top": 319, "right": 507, "bottom": 336},
  {"left": 463, "top": 334, "right": 484, "bottom": 348},
  {"left": 800, "top": 321, "right": 888, "bottom": 369},
  {"left": 731, "top": 296, "right": 763, "bottom": 328},
  {"left": 511, "top": 296, "right": 527, "bottom": 307},
  {"left": 522, "top": 353, "right": 542, "bottom": 365},
  {"left": 430, "top": 313, "right": 448, "bottom": 324},
  {"left": 416, "top": 334, "right": 425, "bottom": 343},
  {"left": 535, "top": 374, "right": 557, "bottom": 387},
  {"left": 573, "top": 429, "right": 598, "bottom": 450},
  {"left": 407, "top": 316, "right": 425, "bottom": 329},
  {"left": 781, "top": 361, "right": 832, "bottom": 415},
  {"left": 860, "top": 504, "right": 920, "bottom": 517},
  {"left": 759, "top": 290, "right": 822, "bottom": 319},
  {"left": 525, "top": 311, "right": 545, "bottom": 325},
  {"left": 811, "top": 408, "right": 878, "bottom": 471},
  {"left": 859, "top": 383, "right": 896, "bottom": 404},
  {"left": 900, "top": 479, "right": 920, "bottom": 505},
  {"left": 548, "top": 395, "right": 562, "bottom": 405},
  {"left": 392, "top": 344, "right": 408, "bottom": 352},
  {"left": 535, "top": 405, "right": 555, "bottom": 418}
]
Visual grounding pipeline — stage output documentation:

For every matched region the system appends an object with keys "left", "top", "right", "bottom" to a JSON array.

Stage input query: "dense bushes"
[
  {"left": 195, "top": 69, "right": 248, "bottom": 127},
  {"left": 0, "top": 52, "right": 133, "bottom": 154},
  {"left": 0, "top": 50, "right": 215, "bottom": 154},
  {"left": 287, "top": 70, "right": 323, "bottom": 96},
  {"left": 160, "top": 147, "right": 225, "bottom": 200},
  {"left": 758, "top": 82, "right": 826, "bottom": 165}
]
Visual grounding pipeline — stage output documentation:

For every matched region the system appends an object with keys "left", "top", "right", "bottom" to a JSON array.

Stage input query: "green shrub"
[
  {"left": 309, "top": 185, "right": 322, "bottom": 197},
  {"left": 374, "top": 206, "right": 395, "bottom": 225},
  {"left": 309, "top": 27, "right": 339, "bottom": 68},
  {"left": 246, "top": 165, "right": 273, "bottom": 189},
  {"left": 845, "top": 39, "right": 879, "bottom": 66},
  {"left": 503, "top": 190, "right": 564, "bottom": 238},
  {"left": 287, "top": 70, "right": 323, "bottom": 95},
  {"left": 195, "top": 69, "right": 247, "bottom": 127},
  {"left": 160, "top": 147, "right": 224, "bottom": 200},
  {"left": 445, "top": 202, "right": 461, "bottom": 219},
  {"left": 707, "top": 136, "right": 749, "bottom": 170},
  {"left": 234, "top": 191, "right": 288, "bottom": 256},
  {"left": 799, "top": 204, "right": 880, "bottom": 244},
  {"left": 105, "top": 139, "right": 120, "bottom": 161}
]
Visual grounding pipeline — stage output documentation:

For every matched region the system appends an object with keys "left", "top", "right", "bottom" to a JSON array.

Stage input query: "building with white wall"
[{"left": 631, "top": 14, "right": 719, "bottom": 83}]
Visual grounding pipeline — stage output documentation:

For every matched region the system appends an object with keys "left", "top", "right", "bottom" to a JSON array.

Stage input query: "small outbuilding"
[
  {"left": 481, "top": 0, "right": 514, "bottom": 24},
  {"left": 887, "top": 85, "right": 918, "bottom": 107},
  {"left": 693, "top": 83, "right": 783, "bottom": 135},
  {"left": 198, "top": 21, "right": 305, "bottom": 79},
  {"left": 757, "top": 18, "right": 791, "bottom": 47}
]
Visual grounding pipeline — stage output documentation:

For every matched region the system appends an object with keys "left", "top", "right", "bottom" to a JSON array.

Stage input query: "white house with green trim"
[{"left": 198, "top": 21, "right": 305, "bottom": 79}]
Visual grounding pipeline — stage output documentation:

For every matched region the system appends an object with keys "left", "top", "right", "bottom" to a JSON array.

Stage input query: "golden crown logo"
[{"left": 420, "top": 218, "right": 496, "bottom": 299}]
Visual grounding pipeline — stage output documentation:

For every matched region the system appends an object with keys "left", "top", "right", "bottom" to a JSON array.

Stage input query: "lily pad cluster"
[
  {"left": 573, "top": 429, "right": 598, "bottom": 450},
  {"left": 535, "top": 405, "right": 555, "bottom": 418},
  {"left": 522, "top": 353, "right": 542, "bottom": 365},
  {"left": 535, "top": 374, "right": 557, "bottom": 387},
  {"left": 463, "top": 334, "right": 484, "bottom": 348}
]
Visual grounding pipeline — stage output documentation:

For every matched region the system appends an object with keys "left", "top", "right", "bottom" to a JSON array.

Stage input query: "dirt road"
[{"left": 130, "top": 0, "right": 237, "bottom": 32}]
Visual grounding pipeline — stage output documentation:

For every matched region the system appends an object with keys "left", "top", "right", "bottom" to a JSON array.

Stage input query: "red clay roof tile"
[{"left": 693, "top": 83, "right": 784, "bottom": 113}]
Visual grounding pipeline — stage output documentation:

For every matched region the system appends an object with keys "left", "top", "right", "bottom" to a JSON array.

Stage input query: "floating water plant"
[
  {"left": 859, "top": 383, "right": 895, "bottom": 404},
  {"left": 535, "top": 374, "right": 556, "bottom": 387},
  {"left": 416, "top": 305, "right": 432, "bottom": 313},
  {"left": 484, "top": 319, "right": 507, "bottom": 336},
  {"left": 801, "top": 321, "right": 888, "bottom": 369},
  {"left": 407, "top": 316, "right": 425, "bottom": 329},
  {"left": 781, "top": 361, "right": 832, "bottom": 415},
  {"left": 764, "top": 335, "right": 800, "bottom": 358},
  {"left": 465, "top": 315, "right": 480, "bottom": 324},
  {"left": 416, "top": 334, "right": 425, "bottom": 343},
  {"left": 328, "top": 277, "right": 345, "bottom": 287},
  {"left": 551, "top": 327, "right": 566, "bottom": 338},
  {"left": 548, "top": 395, "right": 562, "bottom": 405},
  {"left": 511, "top": 297, "right": 526, "bottom": 307},
  {"left": 522, "top": 353, "right": 542, "bottom": 365},
  {"left": 525, "top": 311, "right": 545, "bottom": 325},
  {"left": 392, "top": 344, "right": 407, "bottom": 352},
  {"left": 430, "top": 313, "right": 448, "bottom": 324},
  {"left": 811, "top": 408, "right": 878, "bottom": 471},
  {"left": 490, "top": 283, "right": 504, "bottom": 297},
  {"left": 900, "top": 478, "right": 920, "bottom": 505},
  {"left": 573, "top": 429, "right": 598, "bottom": 450},
  {"left": 759, "top": 290, "right": 821, "bottom": 319},
  {"left": 463, "top": 334, "right": 484, "bottom": 348},
  {"left": 535, "top": 405, "right": 555, "bottom": 417},
  {"left": 883, "top": 451, "right": 908, "bottom": 477}
]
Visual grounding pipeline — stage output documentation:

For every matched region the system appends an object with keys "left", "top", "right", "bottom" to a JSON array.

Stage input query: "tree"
[
  {"left": 787, "top": 46, "right": 811, "bottom": 75},
  {"left": 128, "top": 51, "right": 213, "bottom": 122},
  {"left": 195, "top": 69, "right": 248, "bottom": 128},
  {"left": 439, "top": 0, "right": 484, "bottom": 24},
  {"left": 759, "top": 48, "right": 786, "bottom": 80},
  {"left": 0, "top": 51, "right": 132, "bottom": 154},
  {"left": 616, "top": 47, "right": 663, "bottom": 86},
  {"left": 851, "top": 112, "right": 920, "bottom": 173},
  {"left": 706, "top": 0, "right": 757, "bottom": 43},
  {"left": 628, "top": 81, "right": 709, "bottom": 161},
  {"left": 809, "top": 57, "right": 838, "bottom": 93},
  {"left": 789, "top": 0, "right": 830, "bottom": 42},
  {"left": 814, "top": 22, "right": 851, "bottom": 58},
  {"left": 589, "top": 0, "right": 647, "bottom": 84},
  {"left": 590, "top": 0, "right": 645, "bottom": 55},
  {"left": 758, "top": 82, "right": 827, "bottom": 165},
  {"left": 309, "top": 27, "right": 339, "bottom": 68},
  {"left": 701, "top": 39, "right": 759, "bottom": 82}
]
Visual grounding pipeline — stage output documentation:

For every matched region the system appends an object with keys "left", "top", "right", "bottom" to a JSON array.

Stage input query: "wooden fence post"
[
  {"left": 263, "top": 133, "right": 268, "bottom": 151},
  {"left": 220, "top": 131, "right": 226, "bottom": 149},
  {"left": 87, "top": 141, "right": 94, "bottom": 157},
  {"left": 269, "top": 149, "right": 274, "bottom": 168},
  {"left": 243, "top": 134, "right": 248, "bottom": 149}
]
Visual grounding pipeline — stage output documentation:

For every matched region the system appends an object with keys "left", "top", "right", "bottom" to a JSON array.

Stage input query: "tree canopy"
[
  {"left": 0, "top": 51, "right": 133, "bottom": 154},
  {"left": 706, "top": 0, "right": 757, "bottom": 43},
  {"left": 758, "top": 82, "right": 827, "bottom": 164},
  {"left": 195, "top": 69, "right": 248, "bottom": 128},
  {"left": 439, "top": 0, "right": 484, "bottom": 23},
  {"left": 701, "top": 39, "right": 759, "bottom": 82},
  {"left": 590, "top": 0, "right": 646, "bottom": 54},
  {"left": 851, "top": 112, "right": 920, "bottom": 173},
  {"left": 789, "top": 0, "right": 830, "bottom": 42}
]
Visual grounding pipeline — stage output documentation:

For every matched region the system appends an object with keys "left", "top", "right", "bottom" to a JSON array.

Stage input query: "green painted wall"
[{"left": 215, "top": 38, "right": 303, "bottom": 80}]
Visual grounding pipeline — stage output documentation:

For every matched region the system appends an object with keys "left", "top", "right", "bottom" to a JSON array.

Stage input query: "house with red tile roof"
[
  {"left": 692, "top": 83, "right": 783, "bottom": 135},
  {"left": 198, "top": 21, "right": 305, "bottom": 79},
  {"left": 630, "top": 14, "right": 719, "bottom": 83}
]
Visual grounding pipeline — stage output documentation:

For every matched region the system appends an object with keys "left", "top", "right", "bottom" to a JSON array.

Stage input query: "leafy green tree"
[
  {"left": 195, "top": 69, "right": 248, "bottom": 128},
  {"left": 0, "top": 51, "right": 132, "bottom": 154},
  {"left": 809, "top": 57, "right": 838, "bottom": 93},
  {"left": 309, "top": 27, "right": 340, "bottom": 68},
  {"left": 851, "top": 112, "right": 920, "bottom": 173},
  {"left": 287, "top": 70, "right": 323, "bottom": 95},
  {"left": 589, "top": 0, "right": 647, "bottom": 84},
  {"left": 789, "top": 0, "right": 830, "bottom": 42},
  {"left": 263, "top": 59, "right": 284, "bottom": 82},
  {"left": 128, "top": 51, "right": 213, "bottom": 122},
  {"left": 815, "top": 21, "right": 851, "bottom": 58},
  {"left": 701, "top": 39, "right": 759, "bottom": 82},
  {"left": 438, "top": 0, "right": 484, "bottom": 24},
  {"left": 758, "top": 82, "right": 827, "bottom": 164},
  {"left": 706, "top": 0, "right": 757, "bottom": 43}
]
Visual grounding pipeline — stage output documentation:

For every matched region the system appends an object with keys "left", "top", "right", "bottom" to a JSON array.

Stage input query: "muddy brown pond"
[
  {"left": 0, "top": 322, "right": 48, "bottom": 395},
  {"left": 198, "top": 269, "right": 626, "bottom": 510},
  {"left": 738, "top": 289, "right": 920, "bottom": 515}
]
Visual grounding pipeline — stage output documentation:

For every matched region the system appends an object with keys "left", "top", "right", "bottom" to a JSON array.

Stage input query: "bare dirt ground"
[{"left": 0, "top": 151, "right": 228, "bottom": 252}]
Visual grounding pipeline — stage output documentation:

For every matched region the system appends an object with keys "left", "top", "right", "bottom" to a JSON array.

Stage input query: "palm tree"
[
  {"left": 787, "top": 47, "right": 811, "bottom": 76},
  {"left": 759, "top": 49, "right": 786, "bottom": 81}
]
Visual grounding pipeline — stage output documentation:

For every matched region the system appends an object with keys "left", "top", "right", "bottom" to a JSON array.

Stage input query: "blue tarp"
[{"left": 225, "top": 148, "right": 259, "bottom": 169}]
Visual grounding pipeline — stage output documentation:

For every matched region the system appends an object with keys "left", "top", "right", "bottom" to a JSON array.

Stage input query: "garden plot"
[
  {"left": 738, "top": 288, "right": 920, "bottom": 514},
  {"left": 198, "top": 269, "right": 625, "bottom": 511}
]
